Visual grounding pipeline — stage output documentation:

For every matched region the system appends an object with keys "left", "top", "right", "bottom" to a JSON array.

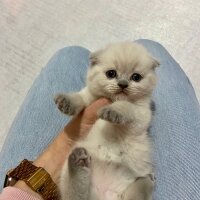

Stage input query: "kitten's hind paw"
[
  {"left": 54, "top": 94, "right": 76, "bottom": 115},
  {"left": 69, "top": 147, "right": 91, "bottom": 170},
  {"left": 98, "top": 106, "right": 130, "bottom": 124}
]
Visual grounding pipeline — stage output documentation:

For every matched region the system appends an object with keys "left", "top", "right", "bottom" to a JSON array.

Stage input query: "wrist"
[
  {"left": 11, "top": 159, "right": 60, "bottom": 200},
  {"left": 6, "top": 128, "right": 76, "bottom": 199}
]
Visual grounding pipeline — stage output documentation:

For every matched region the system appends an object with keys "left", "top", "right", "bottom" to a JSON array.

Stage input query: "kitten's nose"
[{"left": 118, "top": 80, "right": 128, "bottom": 89}]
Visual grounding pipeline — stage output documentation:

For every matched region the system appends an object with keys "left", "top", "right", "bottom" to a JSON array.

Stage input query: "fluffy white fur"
[{"left": 55, "top": 42, "right": 159, "bottom": 200}]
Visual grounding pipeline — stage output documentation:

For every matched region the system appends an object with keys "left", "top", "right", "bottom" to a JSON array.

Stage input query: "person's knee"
[
  {"left": 55, "top": 46, "right": 90, "bottom": 58},
  {"left": 135, "top": 39, "right": 165, "bottom": 50},
  {"left": 41, "top": 45, "right": 90, "bottom": 76},
  {"left": 135, "top": 39, "right": 188, "bottom": 80},
  {"left": 135, "top": 39, "right": 162, "bottom": 46}
]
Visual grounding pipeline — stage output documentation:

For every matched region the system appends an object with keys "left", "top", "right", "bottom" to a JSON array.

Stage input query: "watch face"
[{"left": 4, "top": 175, "right": 16, "bottom": 187}]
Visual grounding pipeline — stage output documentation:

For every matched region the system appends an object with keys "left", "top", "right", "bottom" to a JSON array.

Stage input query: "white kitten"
[{"left": 55, "top": 42, "right": 159, "bottom": 200}]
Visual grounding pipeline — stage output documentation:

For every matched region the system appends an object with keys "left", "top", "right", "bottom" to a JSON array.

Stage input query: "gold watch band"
[{"left": 4, "top": 159, "right": 60, "bottom": 200}]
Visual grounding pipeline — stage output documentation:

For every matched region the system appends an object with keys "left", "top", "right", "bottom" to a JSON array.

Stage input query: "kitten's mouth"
[
  {"left": 116, "top": 90, "right": 128, "bottom": 95},
  {"left": 109, "top": 90, "right": 128, "bottom": 101}
]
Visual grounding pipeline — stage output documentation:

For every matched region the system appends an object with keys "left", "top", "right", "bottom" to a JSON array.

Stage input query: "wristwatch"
[{"left": 4, "top": 159, "right": 60, "bottom": 200}]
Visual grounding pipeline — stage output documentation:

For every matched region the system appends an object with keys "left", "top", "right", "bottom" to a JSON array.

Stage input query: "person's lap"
[{"left": 0, "top": 39, "right": 200, "bottom": 200}]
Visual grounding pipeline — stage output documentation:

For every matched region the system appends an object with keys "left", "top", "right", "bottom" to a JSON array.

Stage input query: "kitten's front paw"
[
  {"left": 98, "top": 106, "right": 129, "bottom": 124},
  {"left": 54, "top": 94, "right": 76, "bottom": 115},
  {"left": 69, "top": 147, "right": 91, "bottom": 170}
]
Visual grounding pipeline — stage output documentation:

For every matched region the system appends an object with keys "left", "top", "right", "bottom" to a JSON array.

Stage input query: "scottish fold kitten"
[{"left": 54, "top": 42, "right": 159, "bottom": 200}]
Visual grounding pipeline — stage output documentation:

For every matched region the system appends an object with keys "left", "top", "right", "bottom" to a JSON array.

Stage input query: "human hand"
[
  {"left": 65, "top": 98, "right": 110, "bottom": 140},
  {"left": 35, "top": 98, "right": 110, "bottom": 181}
]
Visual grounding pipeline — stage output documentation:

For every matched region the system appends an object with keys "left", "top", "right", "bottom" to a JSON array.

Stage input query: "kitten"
[{"left": 54, "top": 42, "right": 159, "bottom": 200}]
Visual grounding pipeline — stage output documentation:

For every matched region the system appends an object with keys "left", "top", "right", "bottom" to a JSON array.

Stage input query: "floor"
[{"left": 0, "top": 0, "right": 199, "bottom": 151}]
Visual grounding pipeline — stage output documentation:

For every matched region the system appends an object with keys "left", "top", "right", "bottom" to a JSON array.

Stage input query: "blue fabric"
[{"left": 0, "top": 40, "right": 200, "bottom": 200}]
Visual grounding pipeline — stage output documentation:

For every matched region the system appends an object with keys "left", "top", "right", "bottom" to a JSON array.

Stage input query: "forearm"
[
  {"left": 10, "top": 98, "right": 109, "bottom": 199},
  {"left": 33, "top": 130, "right": 74, "bottom": 183},
  {"left": 13, "top": 130, "right": 75, "bottom": 199}
]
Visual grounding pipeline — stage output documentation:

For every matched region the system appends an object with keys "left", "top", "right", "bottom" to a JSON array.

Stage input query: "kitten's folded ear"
[
  {"left": 152, "top": 57, "right": 160, "bottom": 69},
  {"left": 89, "top": 50, "right": 103, "bottom": 66}
]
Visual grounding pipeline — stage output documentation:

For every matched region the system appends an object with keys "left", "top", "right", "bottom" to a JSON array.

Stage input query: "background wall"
[{"left": 0, "top": 0, "right": 199, "bottom": 150}]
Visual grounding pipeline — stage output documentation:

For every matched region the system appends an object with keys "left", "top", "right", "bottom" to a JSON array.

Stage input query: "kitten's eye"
[
  {"left": 131, "top": 73, "right": 143, "bottom": 82},
  {"left": 105, "top": 70, "right": 117, "bottom": 79}
]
